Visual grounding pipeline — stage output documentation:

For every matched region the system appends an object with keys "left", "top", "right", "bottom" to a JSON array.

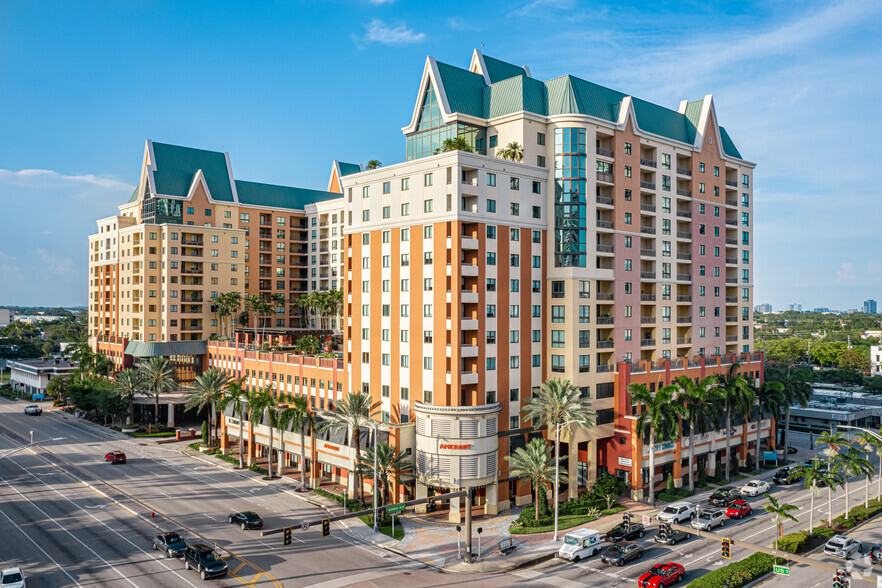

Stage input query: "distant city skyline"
[{"left": 1, "top": 1, "right": 880, "bottom": 307}]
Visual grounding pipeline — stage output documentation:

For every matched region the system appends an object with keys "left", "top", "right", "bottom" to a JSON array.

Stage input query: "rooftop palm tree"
[
  {"left": 505, "top": 437, "right": 561, "bottom": 521},
  {"left": 678, "top": 375, "right": 720, "bottom": 493},
  {"left": 434, "top": 136, "right": 473, "bottom": 154},
  {"left": 219, "top": 377, "right": 249, "bottom": 469},
  {"left": 521, "top": 378, "right": 594, "bottom": 541},
  {"left": 753, "top": 380, "right": 785, "bottom": 471},
  {"left": 318, "top": 391, "right": 380, "bottom": 506},
  {"left": 716, "top": 363, "right": 753, "bottom": 481},
  {"left": 185, "top": 368, "right": 230, "bottom": 445},
  {"left": 763, "top": 494, "right": 799, "bottom": 550},
  {"left": 139, "top": 356, "right": 175, "bottom": 425},
  {"left": 365, "top": 160, "right": 382, "bottom": 170},
  {"left": 769, "top": 366, "right": 812, "bottom": 453},
  {"left": 497, "top": 141, "right": 524, "bottom": 162},
  {"left": 854, "top": 429, "right": 882, "bottom": 505},
  {"left": 355, "top": 441, "right": 414, "bottom": 509},
  {"left": 279, "top": 395, "right": 314, "bottom": 489},
  {"left": 629, "top": 382, "right": 686, "bottom": 506},
  {"left": 113, "top": 369, "right": 143, "bottom": 426}
]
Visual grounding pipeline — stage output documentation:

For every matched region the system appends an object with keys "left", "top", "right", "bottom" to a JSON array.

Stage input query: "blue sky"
[{"left": 1, "top": 0, "right": 880, "bottom": 310}]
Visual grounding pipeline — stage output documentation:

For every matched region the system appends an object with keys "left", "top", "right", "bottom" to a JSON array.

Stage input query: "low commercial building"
[{"left": 9, "top": 357, "right": 78, "bottom": 399}]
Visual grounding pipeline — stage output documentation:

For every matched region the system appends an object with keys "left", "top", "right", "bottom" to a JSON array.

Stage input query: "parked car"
[
  {"left": 773, "top": 467, "right": 803, "bottom": 485},
  {"left": 228, "top": 511, "right": 263, "bottom": 530},
  {"left": 104, "top": 450, "right": 126, "bottom": 464},
  {"left": 691, "top": 509, "right": 726, "bottom": 531},
  {"left": 152, "top": 532, "right": 187, "bottom": 558},
  {"left": 869, "top": 544, "right": 882, "bottom": 566},
  {"left": 638, "top": 562, "right": 686, "bottom": 587},
  {"left": 654, "top": 525, "right": 691, "bottom": 546},
  {"left": 606, "top": 522, "right": 645, "bottom": 542},
  {"left": 725, "top": 500, "right": 752, "bottom": 519},
  {"left": 708, "top": 487, "right": 740, "bottom": 507},
  {"left": 739, "top": 480, "right": 770, "bottom": 497},
  {"left": 0, "top": 567, "right": 25, "bottom": 588},
  {"left": 558, "top": 528, "right": 603, "bottom": 561},
  {"left": 656, "top": 502, "right": 697, "bottom": 524},
  {"left": 23, "top": 405, "right": 41, "bottom": 416},
  {"left": 182, "top": 544, "right": 228, "bottom": 580},
  {"left": 600, "top": 541, "right": 644, "bottom": 566},
  {"left": 824, "top": 535, "right": 862, "bottom": 559}
]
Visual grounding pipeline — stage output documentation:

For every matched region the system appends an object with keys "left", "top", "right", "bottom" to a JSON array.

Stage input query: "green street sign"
[
  {"left": 773, "top": 565, "right": 790, "bottom": 576},
  {"left": 387, "top": 504, "right": 406, "bottom": 514}
]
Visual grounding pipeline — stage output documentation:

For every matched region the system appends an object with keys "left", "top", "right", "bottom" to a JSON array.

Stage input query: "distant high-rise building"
[
  {"left": 863, "top": 300, "right": 877, "bottom": 314},
  {"left": 813, "top": 307, "right": 831, "bottom": 313},
  {"left": 788, "top": 303, "right": 802, "bottom": 312},
  {"left": 754, "top": 303, "right": 772, "bottom": 314}
]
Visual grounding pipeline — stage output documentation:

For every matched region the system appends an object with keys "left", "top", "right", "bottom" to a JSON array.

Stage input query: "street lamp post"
[{"left": 554, "top": 419, "right": 586, "bottom": 543}]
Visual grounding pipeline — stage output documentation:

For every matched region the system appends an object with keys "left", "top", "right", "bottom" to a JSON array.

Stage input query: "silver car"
[
  {"left": 691, "top": 509, "right": 726, "bottom": 531},
  {"left": 824, "top": 535, "right": 862, "bottom": 559}
]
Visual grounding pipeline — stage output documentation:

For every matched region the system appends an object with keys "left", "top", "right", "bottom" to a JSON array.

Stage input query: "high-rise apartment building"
[
  {"left": 93, "top": 50, "right": 766, "bottom": 511},
  {"left": 863, "top": 300, "right": 877, "bottom": 314}
]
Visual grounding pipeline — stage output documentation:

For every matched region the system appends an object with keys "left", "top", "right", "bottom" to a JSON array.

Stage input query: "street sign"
[
  {"left": 387, "top": 504, "right": 406, "bottom": 514},
  {"left": 301, "top": 521, "right": 309, "bottom": 531},
  {"left": 773, "top": 565, "right": 790, "bottom": 576},
  {"left": 764, "top": 451, "right": 778, "bottom": 461},
  {"left": 642, "top": 516, "right": 650, "bottom": 526}
]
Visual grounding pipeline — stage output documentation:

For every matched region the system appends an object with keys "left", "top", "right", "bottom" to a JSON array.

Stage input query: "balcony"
[
  {"left": 447, "top": 344, "right": 479, "bottom": 358},
  {"left": 676, "top": 167, "right": 691, "bottom": 176},
  {"left": 726, "top": 257, "right": 738, "bottom": 265},
  {"left": 677, "top": 295, "right": 692, "bottom": 302},
  {"left": 640, "top": 158, "right": 657, "bottom": 168},
  {"left": 677, "top": 231, "right": 692, "bottom": 239},
  {"left": 641, "top": 316, "right": 655, "bottom": 324},
  {"left": 726, "top": 335, "right": 738, "bottom": 342},
  {"left": 597, "top": 340, "right": 614, "bottom": 349},
  {"left": 676, "top": 273, "right": 692, "bottom": 281},
  {"left": 726, "top": 238, "right": 738, "bottom": 245},
  {"left": 596, "top": 196, "right": 614, "bottom": 206},
  {"left": 640, "top": 294, "right": 656, "bottom": 302},
  {"left": 460, "top": 372, "right": 479, "bottom": 385},
  {"left": 597, "top": 220, "right": 614, "bottom": 229},
  {"left": 182, "top": 238, "right": 203, "bottom": 246},
  {"left": 640, "top": 339, "right": 656, "bottom": 347},
  {"left": 725, "top": 179, "right": 738, "bottom": 187},
  {"left": 726, "top": 316, "right": 739, "bottom": 323},
  {"left": 181, "top": 251, "right": 203, "bottom": 257},
  {"left": 640, "top": 249, "right": 656, "bottom": 257},
  {"left": 725, "top": 219, "right": 738, "bottom": 226},
  {"left": 640, "top": 226, "right": 656, "bottom": 235},
  {"left": 596, "top": 365, "right": 613, "bottom": 373},
  {"left": 596, "top": 172, "right": 614, "bottom": 184},
  {"left": 181, "top": 324, "right": 202, "bottom": 332},
  {"left": 640, "top": 271, "right": 656, "bottom": 279},
  {"left": 676, "top": 188, "right": 691, "bottom": 197},
  {"left": 677, "top": 337, "right": 692, "bottom": 345},
  {"left": 597, "top": 317, "right": 614, "bottom": 325},
  {"left": 726, "top": 277, "right": 738, "bottom": 284},
  {"left": 677, "top": 253, "right": 692, "bottom": 261},
  {"left": 461, "top": 264, "right": 479, "bottom": 277},
  {"left": 597, "top": 244, "right": 614, "bottom": 254},
  {"left": 725, "top": 199, "right": 738, "bottom": 207},
  {"left": 677, "top": 316, "right": 691, "bottom": 323},
  {"left": 676, "top": 210, "right": 692, "bottom": 219},
  {"left": 640, "top": 204, "right": 656, "bottom": 213},
  {"left": 460, "top": 318, "right": 479, "bottom": 331},
  {"left": 726, "top": 296, "right": 738, "bottom": 303},
  {"left": 181, "top": 268, "right": 203, "bottom": 275},
  {"left": 596, "top": 292, "right": 614, "bottom": 301},
  {"left": 640, "top": 182, "right": 656, "bottom": 191},
  {"left": 461, "top": 290, "right": 479, "bottom": 304},
  {"left": 461, "top": 237, "right": 479, "bottom": 250},
  {"left": 596, "top": 147, "right": 614, "bottom": 158},
  {"left": 181, "top": 296, "right": 203, "bottom": 303}
]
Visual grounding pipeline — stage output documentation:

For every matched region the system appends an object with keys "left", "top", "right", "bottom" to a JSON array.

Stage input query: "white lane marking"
[
  {"left": 300, "top": 567, "right": 422, "bottom": 588},
  {"left": 203, "top": 513, "right": 218, "bottom": 521},
  {"left": 0, "top": 503, "right": 84, "bottom": 587},
  {"left": 258, "top": 540, "right": 276, "bottom": 550},
  {"left": 512, "top": 566, "right": 588, "bottom": 587}
]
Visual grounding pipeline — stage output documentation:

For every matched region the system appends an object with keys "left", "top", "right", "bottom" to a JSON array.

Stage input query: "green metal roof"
[
  {"left": 125, "top": 340, "right": 207, "bottom": 358},
  {"left": 435, "top": 61, "right": 486, "bottom": 118},
  {"left": 337, "top": 162, "right": 362, "bottom": 176},
  {"left": 684, "top": 99, "right": 704, "bottom": 143},
  {"left": 235, "top": 180, "right": 341, "bottom": 210},
  {"left": 631, "top": 97, "right": 694, "bottom": 145},
  {"left": 481, "top": 54, "right": 528, "bottom": 83},
  {"left": 719, "top": 127, "right": 742, "bottom": 159},
  {"left": 151, "top": 142, "right": 235, "bottom": 202},
  {"left": 483, "top": 75, "right": 546, "bottom": 119},
  {"left": 128, "top": 186, "right": 139, "bottom": 203}
]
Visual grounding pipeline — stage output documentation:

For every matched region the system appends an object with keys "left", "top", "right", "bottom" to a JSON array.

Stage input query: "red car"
[
  {"left": 638, "top": 562, "right": 685, "bottom": 587},
  {"left": 726, "top": 500, "right": 752, "bottom": 519},
  {"left": 105, "top": 450, "right": 126, "bottom": 464}
]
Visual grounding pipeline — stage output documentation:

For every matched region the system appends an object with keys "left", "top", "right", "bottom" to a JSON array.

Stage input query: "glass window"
[{"left": 487, "top": 172, "right": 496, "bottom": 187}]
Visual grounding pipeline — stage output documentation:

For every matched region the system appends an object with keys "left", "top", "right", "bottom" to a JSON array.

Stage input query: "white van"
[{"left": 557, "top": 528, "right": 602, "bottom": 562}]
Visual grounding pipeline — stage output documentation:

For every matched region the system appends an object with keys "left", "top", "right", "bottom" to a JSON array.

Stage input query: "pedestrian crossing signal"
[
  {"left": 283, "top": 527, "right": 292, "bottom": 546},
  {"left": 322, "top": 518, "right": 330, "bottom": 537},
  {"left": 721, "top": 538, "right": 731, "bottom": 559}
]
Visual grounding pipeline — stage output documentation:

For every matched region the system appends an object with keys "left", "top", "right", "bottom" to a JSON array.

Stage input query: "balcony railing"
[
  {"left": 640, "top": 204, "right": 656, "bottom": 212},
  {"left": 596, "top": 172, "right": 614, "bottom": 183},
  {"left": 597, "top": 317, "right": 614, "bottom": 325},
  {"left": 596, "top": 147, "right": 614, "bottom": 158},
  {"left": 676, "top": 188, "right": 691, "bottom": 197},
  {"left": 725, "top": 219, "right": 738, "bottom": 226},
  {"left": 677, "top": 337, "right": 692, "bottom": 345},
  {"left": 640, "top": 158, "right": 657, "bottom": 168},
  {"left": 726, "top": 316, "right": 739, "bottom": 323},
  {"left": 677, "top": 210, "right": 692, "bottom": 219},
  {"left": 726, "top": 238, "right": 738, "bottom": 245},
  {"left": 726, "top": 277, "right": 738, "bottom": 284},
  {"left": 640, "top": 226, "right": 656, "bottom": 235},
  {"left": 596, "top": 244, "right": 614, "bottom": 253},
  {"left": 726, "top": 199, "right": 738, "bottom": 207},
  {"left": 677, "top": 231, "right": 692, "bottom": 239},
  {"left": 677, "top": 295, "right": 692, "bottom": 302},
  {"left": 641, "top": 316, "right": 655, "bottom": 324},
  {"left": 677, "top": 317, "right": 692, "bottom": 323},
  {"left": 640, "top": 271, "right": 656, "bottom": 279},
  {"left": 726, "top": 257, "right": 738, "bottom": 265},
  {"left": 726, "top": 296, "right": 738, "bottom": 303},
  {"left": 597, "top": 340, "right": 614, "bottom": 349},
  {"left": 640, "top": 182, "right": 656, "bottom": 191},
  {"left": 725, "top": 179, "right": 738, "bottom": 187},
  {"left": 641, "top": 339, "right": 656, "bottom": 347},
  {"left": 597, "top": 220, "right": 614, "bottom": 229},
  {"left": 677, "top": 253, "right": 692, "bottom": 260},
  {"left": 596, "top": 292, "right": 614, "bottom": 301},
  {"left": 676, "top": 273, "right": 692, "bottom": 281},
  {"left": 596, "top": 196, "right": 614, "bottom": 206},
  {"left": 641, "top": 294, "right": 656, "bottom": 301},
  {"left": 640, "top": 249, "right": 656, "bottom": 257},
  {"left": 676, "top": 167, "right": 691, "bottom": 176},
  {"left": 726, "top": 335, "right": 738, "bottom": 342}
]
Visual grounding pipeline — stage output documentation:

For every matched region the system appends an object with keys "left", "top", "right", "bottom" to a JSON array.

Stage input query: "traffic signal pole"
[{"left": 464, "top": 488, "right": 473, "bottom": 564}]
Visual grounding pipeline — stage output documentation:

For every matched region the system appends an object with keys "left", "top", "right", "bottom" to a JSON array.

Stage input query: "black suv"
[
  {"left": 183, "top": 544, "right": 228, "bottom": 580},
  {"left": 153, "top": 532, "right": 187, "bottom": 558},
  {"left": 228, "top": 511, "right": 263, "bottom": 530},
  {"left": 869, "top": 544, "right": 882, "bottom": 566},
  {"left": 773, "top": 467, "right": 803, "bottom": 485},
  {"left": 708, "top": 487, "right": 741, "bottom": 507},
  {"left": 606, "top": 522, "right": 645, "bottom": 542}
]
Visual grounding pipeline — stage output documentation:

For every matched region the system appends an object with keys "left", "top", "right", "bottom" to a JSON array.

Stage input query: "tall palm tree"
[
  {"left": 279, "top": 395, "right": 315, "bottom": 489},
  {"left": 716, "top": 363, "right": 753, "bottom": 481},
  {"left": 434, "top": 136, "right": 473, "bottom": 154},
  {"left": 854, "top": 429, "right": 882, "bottom": 505},
  {"left": 770, "top": 366, "right": 812, "bottom": 453},
  {"left": 185, "top": 368, "right": 230, "bottom": 445},
  {"left": 365, "top": 160, "right": 382, "bottom": 170},
  {"left": 817, "top": 430, "right": 849, "bottom": 522},
  {"left": 505, "top": 437, "right": 561, "bottom": 521},
  {"left": 248, "top": 385, "right": 281, "bottom": 478},
  {"left": 46, "top": 374, "right": 69, "bottom": 404},
  {"left": 836, "top": 446, "right": 875, "bottom": 515},
  {"left": 753, "top": 380, "right": 785, "bottom": 471},
  {"left": 139, "top": 357, "right": 176, "bottom": 425},
  {"left": 319, "top": 391, "right": 380, "bottom": 506},
  {"left": 219, "top": 377, "right": 249, "bottom": 469},
  {"left": 113, "top": 369, "right": 142, "bottom": 426},
  {"left": 763, "top": 494, "right": 799, "bottom": 549},
  {"left": 296, "top": 293, "right": 311, "bottom": 328},
  {"left": 678, "top": 375, "right": 720, "bottom": 492},
  {"left": 354, "top": 442, "right": 414, "bottom": 508},
  {"left": 328, "top": 289, "right": 344, "bottom": 331},
  {"left": 521, "top": 378, "right": 594, "bottom": 541},
  {"left": 792, "top": 465, "right": 829, "bottom": 535},
  {"left": 628, "top": 383, "right": 686, "bottom": 506},
  {"left": 245, "top": 294, "right": 263, "bottom": 343},
  {"left": 222, "top": 292, "right": 242, "bottom": 337}
]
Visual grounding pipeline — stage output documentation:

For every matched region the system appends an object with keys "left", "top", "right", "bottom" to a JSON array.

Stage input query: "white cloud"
[
  {"left": 36, "top": 249, "right": 75, "bottom": 278},
  {"left": 0, "top": 252, "right": 19, "bottom": 275},
  {"left": 835, "top": 262, "right": 856, "bottom": 283},
  {"left": 361, "top": 19, "right": 425, "bottom": 46},
  {"left": 512, "top": 0, "right": 576, "bottom": 18},
  {"left": 0, "top": 168, "right": 133, "bottom": 191},
  {"left": 448, "top": 17, "right": 481, "bottom": 32}
]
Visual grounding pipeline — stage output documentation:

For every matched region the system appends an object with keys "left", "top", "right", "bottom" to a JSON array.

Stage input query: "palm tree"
[
  {"left": 279, "top": 395, "right": 315, "bottom": 489},
  {"left": 354, "top": 442, "right": 414, "bottom": 508},
  {"left": 222, "top": 292, "right": 242, "bottom": 337},
  {"left": 753, "top": 381, "right": 785, "bottom": 471},
  {"left": 219, "top": 377, "right": 249, "bottom": 469},
  {"left": 248, "top": 385, "right": 281, "bottom": 479},
  {"left": 854, "top": 429, "right": 882, "bottom": 505},
  {"left": 521, "top": 378, "right": 594, "bottom": 540},
  {"left": 245, "top": 294, "right": 263, "bottom": 344},
  {"left": 296, "top": 293, "right": 311, "bottom": 328},
  {"left": 365, "top": 160, "right": 382, "bottom": 170},
  {"left": 328, "top": 289, "right": 344, "bottom": 331},
  {"left": 113, "top": 369, "right": 142, "bottom": 426},
  {"left": 497, "top": 141, "right": 524, "bottom": 162},
  {"left": 792, "top": 465, "right": 828, "bottom": 535},
  {"left": 434, "top": 136, "right": 473, "bottom": 154},
  {"left": 505, "top": 437, "right": 560, "bottom": 521},
  {"left": 817, "top": 430, "right": 849, "bottom": 522},
  {"left": 319, "top": 391, "right": 380, "bottom": 506},
  {"left": 185, "top": 368, "right": 230, "bottom": 445},
  {"left": 763, "top": 494, "right": 799, "bottom": 550},
  {"left": 628, "top": 383, "right": 686, "bottom": 506},
  {"left": 716, "top": 363, "right": 753, "bottom": 481},
  {"left": 139, "top": 357, "right": 176, "bottom": 425},
  {"left": 46, "top": 375, "right": 69, "bottom": 404},
  {"left": 770, "top": 366, "right": 812, "bottom": 453},
  {"left": 837, "top": 446, "right": 875, "bottom": 515},
  {"left": 678, "top": 375, "right": 720, "bottom": 492}
]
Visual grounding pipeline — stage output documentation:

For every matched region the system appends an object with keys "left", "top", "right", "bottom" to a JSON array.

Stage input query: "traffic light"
[
  {"left": 721, "top": 538, "right": 731, "bottom": 559},
  {"left": 322, "top": 518, "right": 330, "bottom": 537},
  {"left": 658, "top": 522, "right": 670, "bottom": 540},
  {"left": 623, "top": 513, "right": 631, "bottom": 525},
  {"left": 833, "top": 569, "right": 850, "bottom": 588},
  {"left": 283, "top": 527, "right": 292, "bottom": 546},
  {"left": 427, "top": 497, "right": 436, "bottom": 512}
]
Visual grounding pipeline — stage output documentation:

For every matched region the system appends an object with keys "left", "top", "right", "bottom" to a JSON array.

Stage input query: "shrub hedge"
[{"left": 687, "top": 552, "right": 777, "bottom": 588}]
